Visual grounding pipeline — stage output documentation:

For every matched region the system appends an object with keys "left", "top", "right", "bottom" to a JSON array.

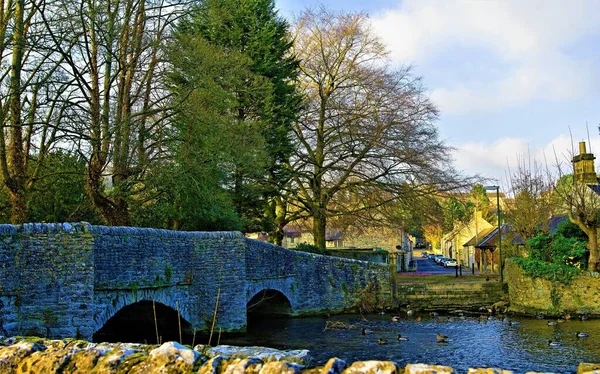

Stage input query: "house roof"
[
  {"left": 547, "top": 215, "right": 568, "bottom": 235},
  {"left": 462, "top": 227, "right": 496, "bottom": 247},
  {"left": 475, "top": 224, "right": 523, "bottom": 248},
  {"left": 325, "top": 231, "right": 343, "bottom": 241},
  {"left": 588, "top": 184, "right": 600, "bottom": 195}
]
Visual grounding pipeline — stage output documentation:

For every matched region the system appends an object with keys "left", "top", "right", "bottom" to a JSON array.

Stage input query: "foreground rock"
[{"left": 1, "top": 337, "right": 599, "bottom": 373}]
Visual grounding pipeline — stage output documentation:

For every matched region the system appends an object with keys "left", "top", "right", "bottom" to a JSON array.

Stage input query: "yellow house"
[{"left": 441, "top": 211, "right": 494, "bottom": 267}]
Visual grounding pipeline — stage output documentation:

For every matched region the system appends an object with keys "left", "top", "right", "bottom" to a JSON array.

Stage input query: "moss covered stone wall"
[
  {"left": 505, "top": 259, "right": 600, "bottom": 316},
  {"left": 0, "top": 223, "right": 94, "bottom": 340},
  {"left": 91, "top": 227, "right": 248, "bottom": 334},
  {"left": 245, "top": 239, "right": 392, "bottom": 315},
  {"left": 0, "top": 224, "right": 391, "bottom": 342}
]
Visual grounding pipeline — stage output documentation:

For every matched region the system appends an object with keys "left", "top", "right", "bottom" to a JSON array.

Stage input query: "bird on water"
[
  {"left": 436, "top": 333, "right": 449, "bottom": 343},
  {"left": 361, "top": 327, "right": 373, "bottom": 335}
]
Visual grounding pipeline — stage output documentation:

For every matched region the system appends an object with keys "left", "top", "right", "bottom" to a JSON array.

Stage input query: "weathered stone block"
[
  {"left": 259, "top": 361, "right": 303, "bottom": 374},
  {"left": 322, "top": 357, "right": 348, "bottom": 374},
  {"left": 578, "top": 363, "right": 600, "bottom": 374},
  {"left": 468, "top": 368, "right": 513, "bottom": 374},
  {"left": 343, "top": 361, "right": 398, "bottom": 374},
  {"left": 405, "top": 363, "right": 453, "bottom": 374}
]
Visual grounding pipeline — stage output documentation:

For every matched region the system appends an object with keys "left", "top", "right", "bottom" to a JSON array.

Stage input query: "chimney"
[{"left": 572, "top": 141, "right": 597, "bottom": 184}]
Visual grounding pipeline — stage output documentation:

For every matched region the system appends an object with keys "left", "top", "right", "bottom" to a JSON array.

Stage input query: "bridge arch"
[
  {"left": 93, "top": 289, "right": 195, "bottom": 337},
  {"left": 246, "top": 288, "right": 293, "bottom": 316},
  {"left": 93, "top": 299, "right": 192, "bottom": 344}
]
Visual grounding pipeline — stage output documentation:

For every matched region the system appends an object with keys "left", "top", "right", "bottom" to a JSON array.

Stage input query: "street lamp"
[{"left": 484, "top": 185, "right": 503, "bottom": 283}]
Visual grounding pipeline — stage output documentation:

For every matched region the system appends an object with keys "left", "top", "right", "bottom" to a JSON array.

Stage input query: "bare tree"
[
  {"left": 552, "top": 142, "right": 600, "bottom": 272},
  {"left": 504, "top": 154, "right": 556, "bottom": 241},
  {"left": 38, "top": 0, "right": 185, "bottom": 225},
  {"left": 0, "top": 0, "right": 71, "bottom": 223},
  {"left": 291, "top": 8, "right": 470, "bottom": 248}
]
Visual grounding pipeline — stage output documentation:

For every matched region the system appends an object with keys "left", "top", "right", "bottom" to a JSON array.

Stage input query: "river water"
[{"left": 218, "top": 313, "right": 600, "bottom": 373}]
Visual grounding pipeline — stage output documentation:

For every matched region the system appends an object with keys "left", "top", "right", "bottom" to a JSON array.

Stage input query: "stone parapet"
[{"left": 1, "top": 337, "right": 598, "bottom": 374}]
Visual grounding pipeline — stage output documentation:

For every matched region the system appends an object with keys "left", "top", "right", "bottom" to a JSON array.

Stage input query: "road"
[{"left": 412, "top": 254, "right": 466, "bottom": 274}]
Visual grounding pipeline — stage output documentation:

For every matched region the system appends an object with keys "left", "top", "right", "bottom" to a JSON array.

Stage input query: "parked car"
[
  {"left": 432, "top": 254, "right": 443, "bottom": 262},
  {"left": 444, "top": 259, "right": 458, "bottom": 267},
  {"left": 436, "top": 257, "right": 449, "bottom": 265},
  {"left": 421, "top": 251, "right": 428, "bottom": 258}
]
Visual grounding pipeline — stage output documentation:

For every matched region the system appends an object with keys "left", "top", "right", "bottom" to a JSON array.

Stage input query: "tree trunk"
[
  {"left": 8, "top": 190, "right": 26, "bottom": 224},
  {"left": 6, "top": 0, "right": 27, "bottom": 224},
  {"left": 586, "top": 226, "right": 599, "bottom": 272},
  {"left": 272, "top": 197, "right": 287, "bottom": 246},
  {"left": 313, "top": 209, "right": 326, "bottom": 249}
]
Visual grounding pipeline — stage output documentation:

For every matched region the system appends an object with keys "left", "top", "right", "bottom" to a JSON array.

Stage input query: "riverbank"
[{"left": 1, "top": 336, "right": 600, "bottom": 373}]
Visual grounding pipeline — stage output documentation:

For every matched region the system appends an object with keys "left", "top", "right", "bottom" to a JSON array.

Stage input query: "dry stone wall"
[
  {"left": 245, "top": 239, "right": 392, "bottom": 315},
  {"left": 505, "top": 259, "right": 600, "bottom": 316},
  {"left": 0, "top": 223, "right": 389, "bottom": 342},
  {"left": 1, "top": 337, "right": 599, "bottom": 374},
  {"left": 0, "top": 223, "right": 94, "bottom": 340}
]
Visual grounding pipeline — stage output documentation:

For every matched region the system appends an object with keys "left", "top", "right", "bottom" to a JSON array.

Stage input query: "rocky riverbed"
[{"left": 1, "top": 336, "right": 600, "bottom": 373}]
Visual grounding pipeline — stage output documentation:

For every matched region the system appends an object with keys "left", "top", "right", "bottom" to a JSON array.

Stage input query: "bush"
[
  {"left": 295, "top": 243, "right": 330, "bottom": 255},
  {"left": 513, "top": 257, "right": 581, "bottom": 284},
  {"left": 526, "top": 233, "right": 586, "bottom": 269},
  {"left": 516, "top": 230, "right": 587, "bottom": 284}
]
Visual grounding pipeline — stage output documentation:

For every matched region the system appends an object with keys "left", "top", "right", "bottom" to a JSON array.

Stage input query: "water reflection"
[{"left": 220, "top": 313, "right": 600, "bottom": 373}]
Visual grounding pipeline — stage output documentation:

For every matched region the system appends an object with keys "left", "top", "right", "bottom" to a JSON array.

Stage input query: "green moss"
[
  {"left": 116, "top": 352, "right": 148, "bottom": 373},
  {"left": 328, "top": 274, "right": 336, "bottom": 288},
  {"left": 43, "top": 309, "right": 58, "bottom": 327},
  {"left": 131, "top": 281, "right": 139, "bottom": 302},
  {"left": 550, "top": 286, "right": 562, "bottom": 308}
]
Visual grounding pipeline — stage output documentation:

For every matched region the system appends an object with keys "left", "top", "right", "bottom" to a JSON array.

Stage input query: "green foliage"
[
  {"left": 527, "top": 233, "right": 586, "bottom": 268},
  {"left": 442, "top": 197, "right": 469, "bottom": 233},
  {"left": 513, "top": 257, "right": 581, "bottom": 284},
  {"left": 515, "top": 229, "right": 586, "bottom": 284},
  {"left": 295, "top": 243, "right": 330, "bottom": 255},
  {"left": 168, "top": 0, "right": 301, "bottom": 233},
  {"left": 0, "top": 151, "right": 100, "bottom": 224},
  {"left": 555, "top": 219, "right": 587, "bottom": 241}
]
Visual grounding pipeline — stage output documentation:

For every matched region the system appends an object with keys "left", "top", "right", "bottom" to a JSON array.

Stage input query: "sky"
[{"left": 276, "top": 0, "right": 600, "bottom": 190}]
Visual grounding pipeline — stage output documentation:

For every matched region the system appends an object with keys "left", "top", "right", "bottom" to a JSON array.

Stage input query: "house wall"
[{"left": 442, "top": 214, "right": 494, "bottom": 267}]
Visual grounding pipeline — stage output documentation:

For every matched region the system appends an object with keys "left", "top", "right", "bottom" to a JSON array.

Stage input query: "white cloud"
[
  {"left": 371, "top": 0, "right": 600, "bottom": 114},
  {"left": 453, "top": 132, "right": 600, "bottom": 188}
]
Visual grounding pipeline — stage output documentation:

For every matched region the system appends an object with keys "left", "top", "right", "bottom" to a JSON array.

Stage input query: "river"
[{"left": 217, "top": 313, "right": 600, "bottom": 373}]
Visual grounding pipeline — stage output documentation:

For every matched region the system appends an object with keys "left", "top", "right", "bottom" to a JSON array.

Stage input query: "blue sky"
[{"left": 276, "top": 0, "right": 600, "bottom": 187}]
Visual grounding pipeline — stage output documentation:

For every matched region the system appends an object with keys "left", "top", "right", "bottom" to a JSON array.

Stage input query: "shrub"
[
  {"left": 517, "top": 230, "right": 586, "bottom": 284},
  {"left": 295, "top": 243, "right": 330, "bottom": 255},
  {"left": 513, "top": 257, "right": 581, "bottom": 284},
  {"left": 526, "top": 233, "right": 586, "bottom": 269}
]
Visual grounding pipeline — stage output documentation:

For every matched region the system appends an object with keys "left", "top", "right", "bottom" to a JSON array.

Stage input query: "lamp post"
[{"left": 484, "top": 185, "right": 503, "bottom": 283}]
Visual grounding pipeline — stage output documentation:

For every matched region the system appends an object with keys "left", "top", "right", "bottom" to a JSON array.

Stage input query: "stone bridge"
[{"left": 0, "top": 223, "right": 391, "bottom": 341}]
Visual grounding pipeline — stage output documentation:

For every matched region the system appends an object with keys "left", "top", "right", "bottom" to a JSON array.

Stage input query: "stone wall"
[
  {"left": 505, "top": 259, "right": 600, "bottom": 316},
  {"left": 395, "top": 280, "right": 505, "bottom": 311},
  {"left": 0, "top": 223, "right": 94, "bottom": 340},
  {"left": 2, "top": 337, "right": 599, "bottom": 374},
  {"left": 1, "top": 223, "right": 391, "bottom": 341},
  {"left": 91, "top": 227, "right": 248, "bottom": 334},
  {"left": 327, "top": 249, "right": 389, "bottom": 264},
  {"left": 245, "top": 240, "right": 392, "bottom": 315}
]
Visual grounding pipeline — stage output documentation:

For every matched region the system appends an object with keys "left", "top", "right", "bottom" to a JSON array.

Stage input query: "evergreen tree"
[{"left": 174, "top": 0, "right": 301, "bottom": 233}]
